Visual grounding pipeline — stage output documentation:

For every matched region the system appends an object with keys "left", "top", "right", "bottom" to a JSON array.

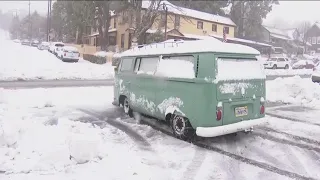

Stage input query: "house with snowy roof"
[
  {"left": 83, "top": 0, "right": 237, "bottom": 51},
  {"left": 256, "top": 25, "right": 308, "bottom": 55},
  {"left": 305, "top": 22, "right": 320, "bottom": 54}
]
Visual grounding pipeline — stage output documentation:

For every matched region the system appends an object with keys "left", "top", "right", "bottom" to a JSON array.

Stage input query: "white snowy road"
[{"left": 0, "top": 86, "right": 319, "bottom": 180}]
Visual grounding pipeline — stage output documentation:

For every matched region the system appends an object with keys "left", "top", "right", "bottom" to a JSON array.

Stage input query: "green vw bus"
[{"left": 113, "top": 39, "right": 268, "bottom": 140}]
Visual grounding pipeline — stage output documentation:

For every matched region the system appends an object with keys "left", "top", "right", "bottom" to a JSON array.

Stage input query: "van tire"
[
  {"left": 170, "top": 114, "right": 195, "bottom": 141},
  {"left": 122, "top": 97, "right": 133, "bottom": 118},
  {"left": 285, "top": 65, "right": 289, "bottom": 69},
  {"left": 272, "top": 65, "right": 277, "bottom": 69}
]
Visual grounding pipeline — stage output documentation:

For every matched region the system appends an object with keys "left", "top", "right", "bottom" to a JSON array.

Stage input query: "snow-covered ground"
[
  {"left": 0, "top": 30, "right": 114, "bottom": 81},
  {"left": 1, "top": 86, "right": 319, "bottom": 180}
]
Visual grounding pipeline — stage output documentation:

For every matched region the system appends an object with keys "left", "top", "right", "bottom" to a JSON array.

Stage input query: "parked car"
[
  {"left": 13, "top": 39, "right": 20, "bottom": 43},
  {"left": 21, "top": 39, "right": 30, "bottom": 46},
  {"left": 263, "top": 57, "right": 290, "bottom": 69},
  {"left": 49, "top": 42, "right": 64, "bottom": 55},
  {"left": 292, "top": 60, "right": 315, "bottom": 69},
  {"left": 57, "top": 46, "right": 80, "bottom": 62},
  {"left": 31, "top": 40, "right": 40, "bottom": 47},
  {"left": 312, "top": 63, "right": 320, "bottom": 82},
  {"left": 37, "top": 41, "right": 50, "bottom": 50}
]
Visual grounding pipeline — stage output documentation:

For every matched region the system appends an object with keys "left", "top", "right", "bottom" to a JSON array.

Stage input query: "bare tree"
[
  {"left": 124, "top": 0, "right": 163, "bottom": 45},
  {"left": 94, "top": 1, "right": 112, "bottom": 51}
]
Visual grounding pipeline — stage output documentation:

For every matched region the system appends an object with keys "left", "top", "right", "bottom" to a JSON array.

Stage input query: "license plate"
[{"left": 235, "top": 106, "right": 248, "bottom": 117}]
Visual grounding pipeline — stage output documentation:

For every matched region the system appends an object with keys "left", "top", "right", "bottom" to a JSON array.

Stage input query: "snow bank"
[
  {"left": 266, "top": 76, "right": 320, "bottom": 107},
  {"left": 0, "top": 38, "right": 114, "bottom": 81},
  {"left": 215, "top": 58, "right": 266, "bottom": 82},
  {"left": 264, "top": 69, "right": 312, "bottom": 76},
  {"left": 0, "top": 87, "right": 168, "bottom": 179}
]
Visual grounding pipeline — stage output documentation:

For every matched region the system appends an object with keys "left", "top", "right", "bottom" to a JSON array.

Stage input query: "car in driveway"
[
  {"left": 292, "top": 60, "right": 315, "bottom": 69},
  {"left": 263, "top": 57, "right": 290, "bottom": 69},
  {"left": 37, "top": 41, "right": 50, "bottom": 50},
  {"left": 312, "top": 62, "right": 320, "bottom": 82},
  {"left": 49, "top": 42, "right": 64, "bottom": 55},
  {"left": 21, "top": 39, "right": 30, "bottom": 46},
  {"left": 13, "top": 39, "right": 21, "bottom": 43},
  {"left": 31, "top": 40, "right": 40, "bottom": 47},
  {"left": 57, "top": 46, "right": 80, "bottom": 62}
]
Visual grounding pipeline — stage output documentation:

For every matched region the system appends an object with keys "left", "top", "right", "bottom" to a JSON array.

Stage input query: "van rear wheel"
[
  {"left": 122, "top": 97, "right": 133, "bottom": 118},
  {"left": 171, "top": 115, "right": 195, "bottom": 141}
]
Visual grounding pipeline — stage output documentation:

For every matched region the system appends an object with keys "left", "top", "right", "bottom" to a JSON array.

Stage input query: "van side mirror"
[{"left": 114, "top": 67, "right": 118, "bottom": 72}]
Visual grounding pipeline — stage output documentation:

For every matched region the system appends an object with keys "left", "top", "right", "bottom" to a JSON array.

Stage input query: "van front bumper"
[{"left": 196, "top": 118, "right": 269, "bottom": 137}]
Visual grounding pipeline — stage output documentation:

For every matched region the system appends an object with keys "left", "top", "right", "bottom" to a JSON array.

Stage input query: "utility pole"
[
  {"left": 49, "top": 0, "right": 52, "bottom": 41},
  {"left": 47, "top": 0, "right": 50, "bottom": 41},
  {"left": 162, "top": 3, "right": 168, "bottom": 41},
  {"left": 28, "top": 0, "right": 31, "bottom": 41}
]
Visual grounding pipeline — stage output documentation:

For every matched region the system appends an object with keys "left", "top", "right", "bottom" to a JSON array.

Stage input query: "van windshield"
[
  {"left": 216, "top": 58, "right": 266, "bottom": 81},
  {"left": 55, "top": 44, "right": 64, "bottom": 47}
]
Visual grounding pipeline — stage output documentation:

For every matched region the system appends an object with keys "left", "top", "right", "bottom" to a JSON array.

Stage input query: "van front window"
[{"left": 216, "top": 58, "right": 266, "bottom": 82}]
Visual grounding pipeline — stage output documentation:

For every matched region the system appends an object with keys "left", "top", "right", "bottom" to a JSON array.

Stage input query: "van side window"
[
  {"left": 156, "top": 55, "right": 195, "bottom": 78},
  {"left": 120, "top": 58, "right": 133, "bottom": 72},
  {"left": 134, "top": 58, "right": 141, "bottom": 73},
  {"left": 138, "top": 57, "right": 159, "bottom": 74}
]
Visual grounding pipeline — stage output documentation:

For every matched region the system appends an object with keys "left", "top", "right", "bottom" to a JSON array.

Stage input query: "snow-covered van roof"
[
  {"left": 120, "top": 39, "right": 260, "bottom": 57},
  {"left": 142, "top": 1, "right": 236, "bottom": 26}
]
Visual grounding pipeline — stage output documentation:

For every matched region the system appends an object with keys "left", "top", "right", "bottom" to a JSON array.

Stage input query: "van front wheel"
[{"left": 171, "top": 115, "right": 195, "bottom": 140}]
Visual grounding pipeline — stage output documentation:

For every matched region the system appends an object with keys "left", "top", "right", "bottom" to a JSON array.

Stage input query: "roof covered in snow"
[
  {"left": 210, "top": 34, "right": 272, "bottom": 47},
  {"left": 120, "top": 39, "right": 260, "bottom": 57},
  {"left": 263, "top": 26, "right": 301, "bottom": 42},
  {"left": 142, "top": 1, "right": 236, "bottom": 26}
]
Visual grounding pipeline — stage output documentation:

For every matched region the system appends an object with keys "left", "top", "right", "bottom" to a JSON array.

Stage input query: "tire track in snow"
[
  {"left": 266, "top": 112, "right": 320, "bottom": 127},
  {"left": 259, "top": 127, "right": 320, "bottom": 147},
  {"left": 179, "top": 147, "right": 207, "bottom": 180},
  {"left": 137, "top": 115, "right": 317, "bottom": 180},
  {"left": 278, "top": 145, "right": 310, "bottom": 178},
  {"left": 77, "top": 108, "right": 151, "bottom": 148},
  {"left": 195, "top": 141, "right": 317, "bottom": 180},
  {"left": 252, "top": 131, "right": 320, "bottom": 153}
]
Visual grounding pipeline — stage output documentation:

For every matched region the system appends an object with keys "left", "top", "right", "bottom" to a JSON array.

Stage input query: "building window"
[
  {"left": 85, "top": 26, "right": 91, "bottom": 35},
  {"left": 308, "top": 37, "right": 312, "bottom": 44},
  {"left": 121, "top": 34, "right": 125, "bottom": 48},
  {"left": 317, "top": 37, "right": 320, "bottom": 44},
  {"left": 212, "top": 24, "right": 217, "bottom": 32},
  {"left": 114, "top": 17, "right": 117, "bottom": 28},
  {"left": 224, "top": 26, "right": 229, "bottom": 34},
  {"left": 197, "top": 21, "right": 203, "bottom": 29},
  {"left": 174, "top": 15, "right": 180, "bottom": 27},
  {"left": 312, "top": 37, "right": 316, "bottom": 44},
  {"left": 109, "top": 36, "right": 116, "bottom": 46}
]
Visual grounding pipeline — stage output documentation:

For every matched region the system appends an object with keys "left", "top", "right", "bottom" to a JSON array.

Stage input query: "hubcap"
[{"left": 173, "top": 116, "right": 186, "bottom": 135}]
